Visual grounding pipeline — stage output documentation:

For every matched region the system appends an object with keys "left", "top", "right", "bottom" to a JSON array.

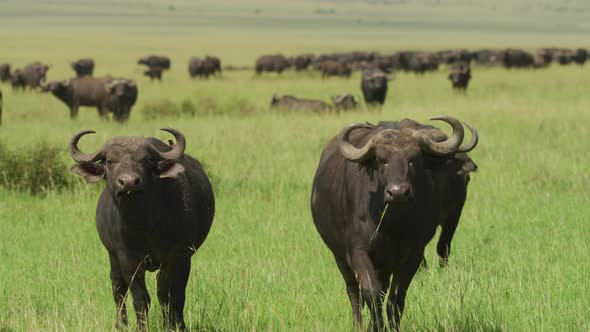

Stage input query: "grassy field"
[{"left": 1, "top": 1, "right": 590, "bottom": 331}]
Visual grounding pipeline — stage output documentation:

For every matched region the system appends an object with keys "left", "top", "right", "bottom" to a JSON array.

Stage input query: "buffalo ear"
[
  {"left": 157, "top": 160, "right": 185, "bottom": 179},
  {"left": 71, "top": 161, "right": 105, "bottom": 183}
]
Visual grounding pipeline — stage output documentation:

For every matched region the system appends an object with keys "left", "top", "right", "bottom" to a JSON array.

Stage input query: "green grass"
[{"left": 1, "top": 1, "right": 590, "bottom": 331}]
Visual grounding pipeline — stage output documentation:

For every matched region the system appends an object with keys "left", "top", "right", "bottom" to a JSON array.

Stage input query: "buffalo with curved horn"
[
  {"left": 69, "top": 128, "right": 215, "bottom": 331},
  {"left": 311, "top": 116, "right": 478, "bottom": 331}
]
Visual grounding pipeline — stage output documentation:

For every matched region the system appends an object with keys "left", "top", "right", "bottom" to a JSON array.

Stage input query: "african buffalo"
[
  {"left": 319, "top": 60, "right": 351, "bottom": 78},
  {"left": 14, "top": 62, "right": 50, "bottom": 90},
  {"left": 361, "top": 69, "right": 389, "bottom": 106},
  {"left": 501, "top": 49, "right": 534, "bottom": 69},
  {"left": 72, "top": 58, "right": 95, "bottom": 77},
  {"left": 573, "top": 48, "right": 588, "bottom": 66},
  {"left": 0, "top": 64, "right": 10, "bottom": 82},
  {"left": 204, "top": 55, "right": 222, "bottom": 75},
  {"left": 292, "top": 54, "right": 315, "bottom": 71},
  {"left": 43, "top": 77, "right": 137, "bottom": 122},
  {"left": 310, "top": 116, "right": 478, "bottom": 330},
  {"left": 138, "top": 55, "right": 171, "bottom": 70},
  {"left": 69, "top": 128, "right": 215, "bottom": 331},
  {"left": 331, "top": 94, "right": 358, "bottom": 111},
  {"left": 271, "top": 94, "right": 332, "bottom": 112},
  {"left": 144, "top": 66, "right": 164, "bottom": 80},
  {"left": 188, "top": 57, "right": 218, "bottom": 79},
  {"left": 255, "top": 55, "right": 290, "bottom": 75},
  {"left": 448, "top": 61, "right": 471, "bottom": 91}
]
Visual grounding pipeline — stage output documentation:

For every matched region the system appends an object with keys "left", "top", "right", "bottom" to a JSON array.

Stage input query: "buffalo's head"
[
  {"left": 362, "top": 70, "right": 390, "bottom": 90},
  {"left": 337, "top": 116, "right": 478, "bottom": 204},
  {"left": 69, "top": 129, "right": 186, "bottom": 199},
  {"left": 41, "top": 79, "right": 70, "bottom": 93}
]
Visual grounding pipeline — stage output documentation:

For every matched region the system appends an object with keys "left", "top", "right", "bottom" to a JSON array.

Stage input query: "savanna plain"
[{"left": 0, "top": 0, "right": 589, "bottom": 331}]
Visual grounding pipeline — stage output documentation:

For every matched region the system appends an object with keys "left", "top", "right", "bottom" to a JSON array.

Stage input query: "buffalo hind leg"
[
  {"left": 157, "top": 256, "right": 191, "bottom": 331},
  {"left": 109, "top": 253, "right": 129, "bottom": 329},
  {"left": 121, "top": 257, "right": 151, "bottom": 331},
  {"left": 437, "top": 211, "right": 462, "bottom": 267},
  {"left": 335, "top": 257, "right": 363, "bottom": 329},
  {"left": 351, "top": 250, "right": 384, "bottom": 332},
  {"left": 386, "top": 253, "right": 422, "bottom": 331}
]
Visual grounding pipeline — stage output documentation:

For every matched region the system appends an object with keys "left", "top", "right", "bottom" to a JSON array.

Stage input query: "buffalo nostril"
[
  {"left": 117, "top": 178, "right": 126, "bottom": 187},
  {"left": 133, "top": 177, "right": 140, "bottom": 185}
]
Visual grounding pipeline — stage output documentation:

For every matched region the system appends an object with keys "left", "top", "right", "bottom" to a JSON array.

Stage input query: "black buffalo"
[
  {"left": 43, "top": 77, "right": 137, "bottom": 122},
  {"left": 255, "top": 55, "right": 290, "bottom": 75},
  {"left": 448, "top": 61, "right": 471, "bottom": 91},
  {"left": 72, "top": 58, "right": 95, "bottom": 77},
  {"left": 10, "top": 69, "right": 26, "bottom": 90},
  {"left": 573, "top": 48, "right": 588, "bottom": 66},
  {"left": 188, "top": 57, "right": 220, "bottom": 79},
  {"left": 143, "top": 66, "right": 164, "bottom": 81},
  {"left": 69, "top": 129, "right": 215, "bottom": 331},
  {"left": 13, "top": 62, "right": 50, "bottom": 90},
  {"left": 292, "top": 54, "right": 315, "bottom": 71},
  {"left": 271, "top": 94, "right": 332, "bottom": 112},
  {"left": 138, "top": 55, "right": 171, "bottom": 69},
  {"left": 361, "top": 69, "right": 389, "bottom": 106},
  {"left": 0, "top": 64, "right": 11, "bottom": 82},
  {"left": 310, "top": 116, "right": 478, "bottom": 330}
]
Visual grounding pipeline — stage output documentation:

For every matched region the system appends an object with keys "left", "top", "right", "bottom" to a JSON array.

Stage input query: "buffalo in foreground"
[
  {"left": 69, "top": 128, "right": 215, "bottom": 331},
  {"left": 43, "top": 77, "right": 137, "bottom": 122},
  {"left": 448, "top": 61, "right": 471, "bottom": 91},
  {"left": 361, "top": 69, "right": 389, "bottom": 106},
  {"left": 72, "top": 58, "right": 95, "bottom": 77},
  {"left": 310, "top": 116, "right": 478, "bottom": 330}
]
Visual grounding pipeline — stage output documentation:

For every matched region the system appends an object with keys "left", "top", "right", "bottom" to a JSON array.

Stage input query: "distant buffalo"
[
  {"left": 144, "top": 66, "right": 164, "bottom": 81},
  {"left": 271, "top": 94, "right": 332, "bottom": 112},
  {"left": 331, "top": 94, "right": 359, "bottom": 111},
  {"left": 502, "top": 49, "right": 534, "bottom": 69},
  {"left": 43, "top": 77, "right": 137, "bottom": 122},
  {"left": 573, "top": 48, "right": 588, "bottom": 66},
  {"left": 138, "top": 55, "right": 171, "bottom": 69},
  {"left": 14, "top": 62, "right": 50, "bottom": 90},
  {"left": 188, "top": 56, "right": 221, "bottom": 79},
  {"left": 72, "top": 58, "right": 95, "bottom": 77},
  {"left": 448, "top": 61, "right": 471, "bottom": 91},
  {"left": 361, "top": 69, "right": 389, "bottom": 106},
  {"left": 0, "top": 64, "right": 11, "bottom": 82},
  {"left": 255, "top": 55, "right": 290, "bottom": 75},
  {"left": 292, "top": 54, "right": 315, "bottom": 71},
  {"left": 319, "top": 60, "right": 351, "bottom": 78}
]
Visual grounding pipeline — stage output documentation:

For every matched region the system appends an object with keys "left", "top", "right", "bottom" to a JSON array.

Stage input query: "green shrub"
[{"left": 0, "top": 142, "right": 72, "bottom": 195}]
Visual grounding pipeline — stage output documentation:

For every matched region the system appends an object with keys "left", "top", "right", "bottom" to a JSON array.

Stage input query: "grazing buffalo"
[
  {"left": 138, "top": 55, "right": 171, "bottom": 70},
  {"left": 16, "top": 62, "right": 50, "bottom": 90},
  {"left": 331, "top": 94, "right": 359, "bottom": 111},
  {"left": 448, "top": 61, "right": 471, "bottom": 91},
  {"left": 271, "top": 94, "right": 332, "bottom": 112},
  {"left": 0, "top": 64, "right": 11, "bottom": 82},
  {"left": 10, "top": 70, "right": 26, "bottom": 90},
  {"left": 72, "top": 58, "right": 95, "bottom": 77},
  {"left": 188, "top": 57, "right": 219, "bottom": 79},
  {"left": 144, "top": 66, "right": 164, "bottom": 80},
  {"left": 292, "top": 54, "right": 315, "bottom": 71},
  {"left": 43, "top": 77, "right": 137, "bottom": 122},
  {"left": 319, "top": 60, "right": 351, "bottom": 78},
  {"left": 501, "top": 49, "right": 534, "bottom": 69},
  {"left": 361, "top": 69, "right": 389, "bottom": 106},
  {"left": 255, "top": 55, "right": 290, "bottom": 75},
  {"left": 204, "top": 55, "right": 222, "bottom": 75},
  {"left": 69, "top": 129, "right": 215, "bottom": 331},
  {"left": 310, "top": 116, "right": 478, "bottom": 331}
]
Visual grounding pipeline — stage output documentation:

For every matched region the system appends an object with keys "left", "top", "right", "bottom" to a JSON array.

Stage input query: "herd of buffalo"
[
  {"left": 0, "top": 47, "right": 587, "bottom": 125},
  {"left": 0, "top": 45, "right": 583, "bottom": 331}
]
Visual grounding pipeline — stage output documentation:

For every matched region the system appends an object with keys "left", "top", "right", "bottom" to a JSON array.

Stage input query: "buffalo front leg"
[
  {"left": 335, "top": 257, "right": 363, "bottom": 329},
  {"left": 351, "top": 250, "right": 384, "bottom": 332},
  {"left": 69, "top": 103, "right": 79, "bottom": 119},
  {"left": 437, "top": 211, "right": 462, "bottom": 267},
  {"left": 109, "top": 253, "right": 129, "bottom": 328},
  {"left": 157, "top": 256, "right": 191, "bottom": 331},
  {"left": 386, "top": 253, "right": 422, "bottom": 331},
  {"left": 97, "top": 106, "right": 109, "bottom": 120},
  {"left": 121, "top": 257, "right": 151, "bottom": 331}
]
